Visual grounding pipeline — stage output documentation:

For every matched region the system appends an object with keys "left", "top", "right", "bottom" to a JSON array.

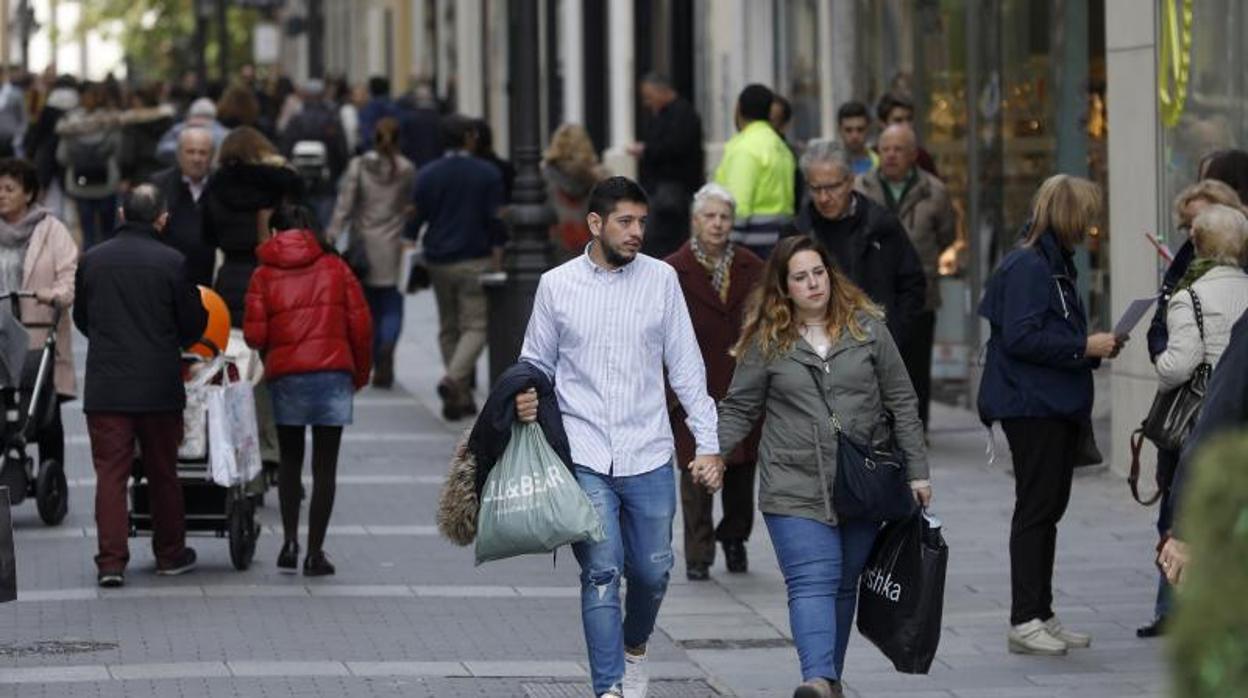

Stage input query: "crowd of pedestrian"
[{"left": 0, "top": 58, "right": 1240, "bottom": 698}]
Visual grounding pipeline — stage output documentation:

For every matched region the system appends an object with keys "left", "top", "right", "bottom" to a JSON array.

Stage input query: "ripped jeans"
[{"left": 572, "top": 462, "right": 676, "bottom": 694}]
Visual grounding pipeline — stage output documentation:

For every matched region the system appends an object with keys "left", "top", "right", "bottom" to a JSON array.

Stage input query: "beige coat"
[
  {"left": 20, "top": 215, "right": 78, "bottom": 398},
  {"left": 327, "top": 152, "right": 417, "bottom": 287},
  {"left": 1156, "top": 266, "right": 1248, "bottom": 391},
  {"left": 859, "top": 169, "right": 956, "bottom": 311}
]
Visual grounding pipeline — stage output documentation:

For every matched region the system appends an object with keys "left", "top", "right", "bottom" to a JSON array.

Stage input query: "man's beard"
[{"left": 601, "top": 238, "right": 637, "bottom": 267}]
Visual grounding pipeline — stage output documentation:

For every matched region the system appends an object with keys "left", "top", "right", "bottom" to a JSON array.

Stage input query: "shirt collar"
[{"left": 583, "top": 241, "right": 628, "bottom": 274}]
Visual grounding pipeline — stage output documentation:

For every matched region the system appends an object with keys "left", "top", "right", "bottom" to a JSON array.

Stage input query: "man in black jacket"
[
  {"left": 149, "top": 126, "right": 215, "bottom": 286},
  {"left": 783, "top": 139, "right": 926, "bottom": 344},
  {"left": 629, "top": 74, "right": 704, "bottom": 259},
  {"left": 74, "top": 185, "right": 208, "bottom": 588},
  {"left": 280, "top": 79, "right": 349, "bottom": 227}
]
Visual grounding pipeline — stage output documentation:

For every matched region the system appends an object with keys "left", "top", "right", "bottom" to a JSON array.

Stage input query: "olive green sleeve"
[{"left": 718, "top": 342, "right": 769, "bottom": 459}]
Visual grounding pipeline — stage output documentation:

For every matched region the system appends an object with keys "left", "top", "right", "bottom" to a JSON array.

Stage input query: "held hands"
[
  {"left": 689, "top": 455, "right": 726, "bottom": 492},
  {"left": 515, "top": 388, "right": 539, "bottom": 423},
  {"left": 34, "top": 289, "right": 57, "bottom": 307},
  {"left": 1085, "top": 332, "right": 1125, "bottom": 359}
]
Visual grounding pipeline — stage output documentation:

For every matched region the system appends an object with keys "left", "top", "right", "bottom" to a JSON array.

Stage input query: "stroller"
[
  {"left": 0, "top": 291, "right": 69, "bottom": 525},
  {"left": 129, "top": 351, "right": 260, "bottom": 570}
]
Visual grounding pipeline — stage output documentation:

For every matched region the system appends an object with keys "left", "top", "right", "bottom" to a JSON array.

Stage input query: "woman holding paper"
[
  {"left": 977, "top": 174, "right": 1121, "bottom": 656},
  {"left": 326, "top": 117, "right": 416, "bottom": 389}
]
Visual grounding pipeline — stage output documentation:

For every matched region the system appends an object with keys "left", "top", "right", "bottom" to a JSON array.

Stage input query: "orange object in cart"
[{"left": 189, "top": 286, "right": 231, "bottom": 358}]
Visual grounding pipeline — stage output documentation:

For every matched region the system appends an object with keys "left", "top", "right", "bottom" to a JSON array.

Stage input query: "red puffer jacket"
[{"left": 244, "top": 230, "right": 373, "bottom": 388}]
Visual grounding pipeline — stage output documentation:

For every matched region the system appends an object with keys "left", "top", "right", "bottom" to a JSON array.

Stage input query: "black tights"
[{"left": 277, "top": 425, "right": 342, "bottom": 555}]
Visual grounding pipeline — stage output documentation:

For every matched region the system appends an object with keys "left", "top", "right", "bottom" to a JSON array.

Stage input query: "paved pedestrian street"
[{"left": 0, "top": 296, "right": 1169, "bottom": 697}]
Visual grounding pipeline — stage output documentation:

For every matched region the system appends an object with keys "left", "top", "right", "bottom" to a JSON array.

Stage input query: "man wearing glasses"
[{"left": 782, "top": 139, "right": 926, "bottom": 346}]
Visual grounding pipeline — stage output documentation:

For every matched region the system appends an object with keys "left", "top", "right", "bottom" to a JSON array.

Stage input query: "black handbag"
[
  {"left": 808, "top": 367, "right": 916, "bottom": 522},
  {"left": 1140, "top": 288, "right": 1211, "bottom": 452}
]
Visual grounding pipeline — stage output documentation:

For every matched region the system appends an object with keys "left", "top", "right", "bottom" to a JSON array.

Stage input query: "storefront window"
[{"left": 1159, "top": 0, "right": 1248, "bottom": 244}]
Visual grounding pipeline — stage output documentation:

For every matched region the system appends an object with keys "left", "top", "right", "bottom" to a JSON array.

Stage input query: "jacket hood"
[
  {"left": 257, "top": 229, "right": 325, "bottom": 269},
  {"left": 55, "top": 108, "right": 122, "bottom": 136},
  {"left": 120, "top": 104, "right": 176, "bottom": 126}
]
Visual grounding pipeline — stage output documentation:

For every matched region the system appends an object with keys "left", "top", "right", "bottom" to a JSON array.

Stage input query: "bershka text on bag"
[{"left": 862, "top": 565, "right": 904, "bottom": 602}]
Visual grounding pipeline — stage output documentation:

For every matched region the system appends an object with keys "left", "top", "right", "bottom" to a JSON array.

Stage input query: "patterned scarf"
[
  {"left": 1177, "top": 257, "right": 1219, "bottom": 291},
  {"left": 690, "top": 236, "right": 735, "bottom": 302}
]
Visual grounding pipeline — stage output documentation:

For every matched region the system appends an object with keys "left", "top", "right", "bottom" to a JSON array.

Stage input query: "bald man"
[
  {"left": 148, "top": 126, "right": 216, "bottom": 286},
  {"left": 859, "top": 124, "right": 955, "bottom": 429}
]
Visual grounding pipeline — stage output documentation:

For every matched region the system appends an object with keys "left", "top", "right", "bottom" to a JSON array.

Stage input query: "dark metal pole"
[
  {"left": 484, "top": 0, "right": 554, "bottom": 386},
  {"left": 307, "top": 0, "right": 324, "bottom": 79},
  {"left": 215, "top": 0, "right": 228, "bottom": 81}
]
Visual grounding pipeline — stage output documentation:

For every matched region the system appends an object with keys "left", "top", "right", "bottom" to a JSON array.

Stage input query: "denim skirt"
[{"left": 268, "top": 371, "right": 354, "bottom": 426}]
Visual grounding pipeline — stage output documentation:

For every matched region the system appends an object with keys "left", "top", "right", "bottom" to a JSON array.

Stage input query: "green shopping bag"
[{"left": 475, "top": 423, "right": 605, "bottom": 564}]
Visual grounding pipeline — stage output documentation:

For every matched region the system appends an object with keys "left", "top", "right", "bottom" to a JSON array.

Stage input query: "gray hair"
[
  {"left": 177, "top": 126, "right": 215, "bottom": 150},
  {"left": 122, "top": 184, "right": 167, "bottom": 224},
  {"left": 799, "top": 139, "right": 852, "bottom": 177},
  {"left": 691, "top": 182, "right": 736, "bottom": 217},
  {"left": 1192, "top": 203, "right": 1248, "bottom": 265}
]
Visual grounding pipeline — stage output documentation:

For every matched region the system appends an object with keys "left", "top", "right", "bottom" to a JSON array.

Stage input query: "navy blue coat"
[
  {"left": 1146, "top": 238, "right": 1195, "bottom": 361},
  {"left": 468, "top": 361, "right": 574, "bottom": 498},
  {"left": 977, "top": 230, "right": 1099, "bottom": 424}
]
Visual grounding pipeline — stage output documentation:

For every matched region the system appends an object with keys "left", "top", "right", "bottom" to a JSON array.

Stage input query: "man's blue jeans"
[
  {"left": 572, "top": 462, "right": 676, "bottom": 694},
  {"left": 765, "top": 513, "right": 879, "bottom": 682},
  {"left": 363, "top": 285, "right": 405, "bottom": 356}
]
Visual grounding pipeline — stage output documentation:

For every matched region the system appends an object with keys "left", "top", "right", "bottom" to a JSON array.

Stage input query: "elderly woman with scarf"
[
  {"left": 664, "top": 182, "right": 765, "bottom": 581},
  {"left": 0, "top": 158, "right": 78, "bottom": 483}
]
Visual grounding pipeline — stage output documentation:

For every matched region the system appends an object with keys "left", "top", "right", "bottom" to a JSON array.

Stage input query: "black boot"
[
  {"left": 372, "top": 344, "right": 396, "bottom": 389},
  {"left": 723, "top": 540, "right": 748, "bottom": 573}
]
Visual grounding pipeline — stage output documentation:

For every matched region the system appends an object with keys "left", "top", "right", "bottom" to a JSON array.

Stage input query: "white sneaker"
[
  {"left": 1008, "top": 619, "right": 1068, "bottom": 656},
  {"left": 1044, "top": 616, "right": 1092, "bottom": 648},
  {"left": 598, "top": 686, "right": 623, "bottom": 698},
  {"left": 623, "top": 647, "right": 649, "bottom": 698}
]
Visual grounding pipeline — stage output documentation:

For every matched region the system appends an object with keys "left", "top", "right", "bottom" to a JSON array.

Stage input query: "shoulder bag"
[
  {"left": 1140, "top": 288, "right": 1211, "bottom": 453},
  {"left": 806, "top": 365, "right": 915, "bottom": 522}
]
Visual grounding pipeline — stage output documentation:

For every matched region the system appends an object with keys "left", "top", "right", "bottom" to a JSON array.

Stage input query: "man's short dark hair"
[
  {"left": 0, "top": 158, "right": 39, "bottom": 204},
  {"left": 640, "top": 72, "right": 673, "bottom": 90},
  {"left": 368, "top": 76, "right": 390, "bottom": 98},
  {"left": 587, "top": 176, "right": 649, "bottom": 219},
  {"left": 876, "top": 91, "right": 914, "bottom": 123},
  {"left": 836, "top": 101, "right": 870, "bottom": 125},
  {"left": 772, "top": 95, "right": 793, "bottom": 126},
  {"left": 122, "top": 184, "right": 166, "bottom": 224},
  {"left": 442, "top": 114, "right": 474, "bottom": 149},
  {"left": 737, "top": 84, "right": 775, "bottom": 123}
]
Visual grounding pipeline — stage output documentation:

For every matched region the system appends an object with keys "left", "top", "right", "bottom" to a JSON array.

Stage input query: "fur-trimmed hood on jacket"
[{"left": 437, "top": 428, "right": 478, "bottom": 546}]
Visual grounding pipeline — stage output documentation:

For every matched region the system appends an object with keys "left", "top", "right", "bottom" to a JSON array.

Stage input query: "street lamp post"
[{"left": 483, "top": 0, "right": 554, "bottom": 385}]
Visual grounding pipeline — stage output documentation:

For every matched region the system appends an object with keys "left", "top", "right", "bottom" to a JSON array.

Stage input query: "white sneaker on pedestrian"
[
  {"left": 1044, "top": 616, "right": 1092, "bottom": 648},
  {"left": 598, "top": 686, "right": 623, "bottom": 698},
  {"left": 1008, "top": 619, "right": 1068, "bottom": 655},
  {"left": 623, "top": 647, "right": 649, "bottom": 698}
]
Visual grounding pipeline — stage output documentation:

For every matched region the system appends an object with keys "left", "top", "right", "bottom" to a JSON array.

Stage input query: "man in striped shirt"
[{"left": 517, "top": 177, "right": 725, "bottom": 698}]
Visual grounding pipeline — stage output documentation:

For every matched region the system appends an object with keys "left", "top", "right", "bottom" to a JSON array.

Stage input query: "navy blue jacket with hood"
[{"left": 977, "top": 228, "right": 1100, "bottom": 424}]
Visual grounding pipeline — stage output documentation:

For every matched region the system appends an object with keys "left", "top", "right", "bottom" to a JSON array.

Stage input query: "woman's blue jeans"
[
  {"left": 363, "top": 285, "right": 405, "bottom": 356},
  {"left": 765, "top": 513, "right": 880, "bottom": 682},
  {"left": 572, "top": 462, "right": 676, "bottom": 694}
]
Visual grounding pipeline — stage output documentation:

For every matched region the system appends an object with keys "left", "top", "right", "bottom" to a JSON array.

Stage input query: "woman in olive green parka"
[{"left": 717, "top": 235, "right": 931, "bottom": 698}]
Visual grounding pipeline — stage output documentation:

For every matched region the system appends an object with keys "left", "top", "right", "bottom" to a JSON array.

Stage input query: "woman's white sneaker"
[
  {"left": 1008, "top": 619, "right": 1068, "bottom": 655},
  {"left": 1043, "top": 616, "right": 1092, "bottom": 648},
  {"left": 623, "top": 647, "right": 649, "bottom": 697}
]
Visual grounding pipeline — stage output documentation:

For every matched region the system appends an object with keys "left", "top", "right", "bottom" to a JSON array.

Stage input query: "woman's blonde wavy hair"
[
  {"left": 543, "top": 123, "right": 602, "bottom": 182},
  {"left": 732, "top": 235, "right": 883, "bottom": 361}
]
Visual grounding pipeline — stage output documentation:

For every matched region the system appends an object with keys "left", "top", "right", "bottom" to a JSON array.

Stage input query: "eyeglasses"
[{"left": 808, "top": 179, "right": 851, "bottom": 196}]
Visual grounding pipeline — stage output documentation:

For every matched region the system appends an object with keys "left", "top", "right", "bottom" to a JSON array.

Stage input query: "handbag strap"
[
  {"left": 1188, "top": 288, "right": 1206, "bottom": 342},
  {"left": 1127, "top": 428, "right": 1163, "bottom": 506},
  {"left": 804, "top": 363, "right": 843, "bottom": 433}
]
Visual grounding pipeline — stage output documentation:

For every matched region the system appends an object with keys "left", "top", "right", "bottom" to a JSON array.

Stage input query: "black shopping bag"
[
  {"left": 856, "top": 510, "right": 948, "bottom": 673},
  {"left": 0, "top": 487, "right": 15, "bottom": 602}
]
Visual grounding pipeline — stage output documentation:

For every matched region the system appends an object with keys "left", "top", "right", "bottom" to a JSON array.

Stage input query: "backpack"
[
  {"left": 291, "top": 140, "right": 330, "bottom": 193},
  {"left": 68, "top": 134, "right": 115, "bottom": 189}
]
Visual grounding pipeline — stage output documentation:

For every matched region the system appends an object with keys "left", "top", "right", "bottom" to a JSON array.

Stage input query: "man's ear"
[
  {"left": 154, "top": 211, "right": 170, "bottom": 232},
  {"left": 587, "top": 212, "right": 602, "bottom": 238}
]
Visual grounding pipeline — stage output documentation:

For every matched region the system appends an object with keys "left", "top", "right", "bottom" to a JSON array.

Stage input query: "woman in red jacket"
[{"left": 245, "top": 204, "right": 373, "bottom": 576}]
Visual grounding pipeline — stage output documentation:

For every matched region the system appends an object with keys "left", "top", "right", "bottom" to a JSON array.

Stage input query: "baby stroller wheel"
[
  {"left": 228, "top": 497, "right": 258, "bottom": 571},
  {"left": 35, "top": 459, "right": 68, "bottom": 525}
]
